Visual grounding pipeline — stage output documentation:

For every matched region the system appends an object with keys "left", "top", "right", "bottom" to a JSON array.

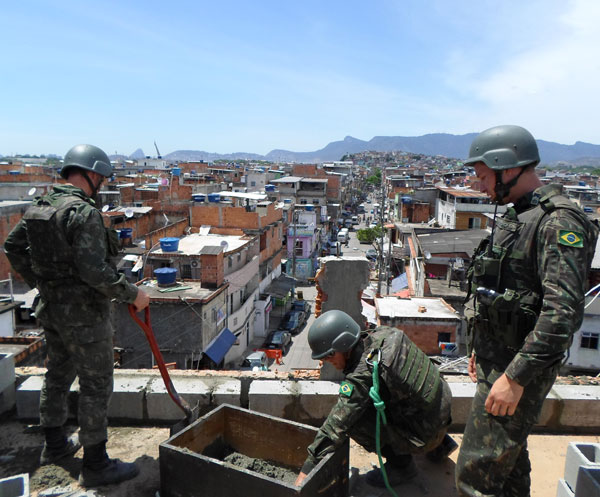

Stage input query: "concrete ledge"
[
  {"left": 13, "top": 369, "right": 600, "bottom": 431},
  {"left": 448, "top": 382, "right": 476, "bottom": 427},
  {"left": 108, "top": 375, "right": 149, "bottom": 421},
  {"left": 212, "top": 379, "right": 242, "bottom": 407},
  {"left": 146, "top": 377, "right": 211, "bottom": 421}
]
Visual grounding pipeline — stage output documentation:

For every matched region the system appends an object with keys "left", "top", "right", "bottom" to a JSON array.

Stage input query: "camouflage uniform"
[
  {"left": 4, "top": 185, "right": 138, "bottom": 446},
  {"left": 456, "top": 184, "right": 599, "bottom": 496},
  {"left": 301, "top": 326, "right": 452, "bottom": 474}
]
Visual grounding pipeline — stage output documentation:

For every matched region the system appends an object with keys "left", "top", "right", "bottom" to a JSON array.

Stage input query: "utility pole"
[{"left": 377, "top": 169, "right": 386, "bottom": 295}]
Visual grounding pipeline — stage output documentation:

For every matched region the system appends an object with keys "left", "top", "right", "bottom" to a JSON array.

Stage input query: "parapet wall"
[{"left": 12, "top": 368, "right": 600, "bottom": 433}]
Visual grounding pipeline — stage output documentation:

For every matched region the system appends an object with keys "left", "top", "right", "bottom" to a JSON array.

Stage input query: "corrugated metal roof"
[{"left": 436, "top": 186, "right": 489, "bottom": 198}]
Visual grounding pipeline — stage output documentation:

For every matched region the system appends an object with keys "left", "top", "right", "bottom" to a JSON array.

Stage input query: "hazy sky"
[{"left": 2, "top": 0, "right": 599, "bottom": 156}]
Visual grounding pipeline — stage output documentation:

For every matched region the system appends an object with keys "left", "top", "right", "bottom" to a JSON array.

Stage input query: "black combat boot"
[
  {"left": 40, "top": 426, "right": 81, "bottom": 465},
  {"left": 78, "top": 441, "right": 139, "bottom": 487},
  {"left": 425, "top": 434, "right": 459, "bottom": 463},
  {"left": 365, "top": 453, "right": 418, "bottom": 488}
]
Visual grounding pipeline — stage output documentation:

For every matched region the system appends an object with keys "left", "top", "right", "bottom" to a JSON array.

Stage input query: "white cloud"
[{"left": 472, "top": 0, "right": 600, "bottom": 143}]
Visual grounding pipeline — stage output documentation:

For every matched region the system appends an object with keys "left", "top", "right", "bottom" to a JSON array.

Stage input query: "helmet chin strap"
[
  {"left": 493, "top": 167, "right": 526, "bottom": 204},
  {"left": 81, "top": 171, "right": 103, "bottom": 200}
]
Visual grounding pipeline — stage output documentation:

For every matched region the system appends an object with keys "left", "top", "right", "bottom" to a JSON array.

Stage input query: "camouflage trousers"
[
  {"left": 350, "top": 399, "right": 450, "bottom": 457},
  {"left": 455, "top": 358, "right": 558, "bottom": 497},
  {"left": 40, "top": 322, "right": 114, "bottom": 447}
]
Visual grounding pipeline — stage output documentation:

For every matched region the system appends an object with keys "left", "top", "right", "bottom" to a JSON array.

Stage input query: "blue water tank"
[
  {"left": 283, "top": 199, "right": 292, "bottom": 204},
  {"left": 120, "top": 228, "right": 133, "bottom": 239},
  {"left": 579, "top": 181, "right": 586, "bottom": 186},
  {"left": 191, "top": 170, "right": 196, "bottom": 175},
  {"left": 171, "top": 167, "right": 181, "bottom": 177},
  {"left": 401, "top": 196, "right": 412, "bottom": 204},
  {"left": 305, "top": 204, "right": 314, "bottom": 211},
  {"left": 8, "top": 170, "right": 20, "bottom": 175},
  {"left": 154, "top": 267, "right": 177, "bottom": 285},
  {"left": 208, "top": 193, "right": 220, "bottom": 203},
  {"left": 159, "top": 237, "right": 180, "bottom": 252},
  {"left": 265, "top": 184, "right": 275, "bottom": 192},
  {"left": 193, "top": 194, "right": 206, "bottom": 202}
]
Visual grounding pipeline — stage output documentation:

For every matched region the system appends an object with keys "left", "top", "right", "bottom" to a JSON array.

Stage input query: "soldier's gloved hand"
[
  {"left": 485, "top": 373, "right": 524, "bottom": 417},
  {"left": 133, "top": 289, "right": 150, "bottom": 311}
]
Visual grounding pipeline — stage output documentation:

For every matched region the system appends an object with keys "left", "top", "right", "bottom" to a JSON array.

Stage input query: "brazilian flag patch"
[
  {"left": 339, "top": 381, "right": 354, "bottom": 397},
  {"left": 558, "top": 230, "right": 584, "bottom": 248}
]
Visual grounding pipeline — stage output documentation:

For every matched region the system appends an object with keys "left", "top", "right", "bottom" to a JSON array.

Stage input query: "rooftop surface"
[
  {"left": 137, "top": 279, "right": 220, "bottom": 301},
  {"left": 1, "top": 417, "right": 597, "bottom": 497},
  {"left": 153, "top": 233, "right": 250, "bottom": 256},
  {"left": 375, "top": 296, "right": 460, "bottom": 320}
]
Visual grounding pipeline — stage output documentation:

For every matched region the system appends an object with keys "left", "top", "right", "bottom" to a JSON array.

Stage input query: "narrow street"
[{"left": 271, "top": 215, "right": 374, "bottom": 372}]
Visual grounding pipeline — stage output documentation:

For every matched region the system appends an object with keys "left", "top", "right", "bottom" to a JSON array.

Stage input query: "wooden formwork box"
[{"left": 159, "top": 404, "right": 349, "bottom": 497}]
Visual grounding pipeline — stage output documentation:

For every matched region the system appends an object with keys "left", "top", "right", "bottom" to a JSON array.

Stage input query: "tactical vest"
[
  {"left": 365, "top": 327, "right": 444, "bottom": 415},
  {"left": 465, "top": 189, "right": 597, "bottom": 358},
  {"left": 22, "top": 193, "right": 118, "bottom": 303}
]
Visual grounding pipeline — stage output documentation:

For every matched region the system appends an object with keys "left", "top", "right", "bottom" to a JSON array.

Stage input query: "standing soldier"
[
  {"left": 4, "top": 144, "right": 150, "bottom": 487},
  {"left": 295, "top": 310, "right": 457, "bottom": 488},
  {"left": 455, "top": 126, "right": 599, "bottom": 496}
]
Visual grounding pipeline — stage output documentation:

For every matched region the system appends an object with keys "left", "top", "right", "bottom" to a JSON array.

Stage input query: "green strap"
[{"left": 369, "top": 359, "right": 399, "bottom": 497}]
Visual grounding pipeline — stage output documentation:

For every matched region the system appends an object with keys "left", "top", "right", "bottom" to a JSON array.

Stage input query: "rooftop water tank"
[
  {"left": 265, "top": 184, "right": 275, "bottom": 192},
  {"left": 305, "top": 204, "right": 314, "bottom": 211},
  {"left": 154, "top": 267, "right": 177, "bottom": 286},
  {"left": 192, "top": 194, "right": 206, "bottom": 203},
  {"left": 171, "top": 167, "right": 181, "bottom": 177},
  {"left": 208, "top": 193, "right": 221, "bottom": 203},
  {"left": 159, "top": 237, "right": 180, "bottom": 252},
  {"left": 401, "top": 196, "right": 412, "bottom": 204},
  {"left": 119, "top": 228, "right": 133, "bottom": 239},
  {"left": 283, "top": 199, "right": 292, "bottom": 204}
]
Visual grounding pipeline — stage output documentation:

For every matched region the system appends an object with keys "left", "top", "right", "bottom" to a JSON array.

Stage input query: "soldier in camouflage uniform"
[
  {"left": 295, "top": 310, "right": 457, "bottom": 487},
  {"left": 455, "top": 126, "right": 599, "bottom": 496},
  {"left": 4, "top": 144, "right": 150, "bottom": 488}
]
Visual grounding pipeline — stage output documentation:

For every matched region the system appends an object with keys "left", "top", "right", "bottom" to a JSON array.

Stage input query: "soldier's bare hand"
[
  {"left": 468, "top": 353, "right": 477, "bottom": 383},
  {"left": 485, "top": 373, "right": 524, "bottom": 417},
  {"left": 133, "top": 289, "right": 150, "bottom": 311}
]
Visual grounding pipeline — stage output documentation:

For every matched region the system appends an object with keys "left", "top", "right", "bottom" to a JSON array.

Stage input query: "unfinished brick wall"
[
  {"left": 0, "top": 208, "right": 30, "bottom": 282},
  {"left": 385, "top": 321, "right": 457, "bottom": 355}
]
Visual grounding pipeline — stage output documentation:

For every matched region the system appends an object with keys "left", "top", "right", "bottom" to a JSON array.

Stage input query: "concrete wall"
[{"left": 13, "top": 368, "right": 600, "bottom": 433}]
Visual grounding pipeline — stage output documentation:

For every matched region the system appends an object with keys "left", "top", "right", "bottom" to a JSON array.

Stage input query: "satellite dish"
[
  {"left": 28, "top": 187, "right": 36, "bottom": 196},
  {"left": 101, "top": 205, "right": 110, "bottom": 212},
  {"left": 220, "top": 240, "right": 229, "bottom": 252},
  {"left": 124, "top": 208, "right": 134, "bottom": 218}
]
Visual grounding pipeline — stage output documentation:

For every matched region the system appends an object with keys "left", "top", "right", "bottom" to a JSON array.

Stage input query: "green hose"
[{"left": 368, "top": 359, "right": 399, "bottom": 497}]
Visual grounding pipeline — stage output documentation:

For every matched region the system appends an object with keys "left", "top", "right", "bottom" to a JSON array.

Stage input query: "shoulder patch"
[
  {"left": 558, "top": 230, "right": 584, "bottom": 248},
  {"left": 339, "top": 381, "right": 354, "bottom": 398}
]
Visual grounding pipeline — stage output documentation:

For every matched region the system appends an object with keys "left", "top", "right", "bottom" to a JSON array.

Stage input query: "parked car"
[
  {"left": 292, "top": 299, "right": 311, "bottom": 315},
  {"left": 264, "top": 330, "right": 292, "bottom": 354},
  {"left": 282, "top": 310, "right": 307, "bottom": 334},
  {"left": 366, "top": 248, "right": 378, "bottom": 260},
  {"left": 240, "top": 351, "right": 268, "bottom": 371}
]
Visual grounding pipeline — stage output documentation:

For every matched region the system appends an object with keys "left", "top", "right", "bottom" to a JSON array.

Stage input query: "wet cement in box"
[{"left": 198, "top": 436, "right": 298, "bottom": 484}]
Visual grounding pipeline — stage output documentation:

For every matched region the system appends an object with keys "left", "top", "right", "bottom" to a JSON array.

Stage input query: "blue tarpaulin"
[
  {"left": 204, "top": 328, "right": 236, "bottom": 364},
  {"left": 391, "top": 273, "right": 408, "bottom": 293}
]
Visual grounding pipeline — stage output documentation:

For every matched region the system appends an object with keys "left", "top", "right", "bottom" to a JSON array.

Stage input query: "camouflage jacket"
[
  {"left": 466, "top": 184, "right": 599, "bottom": 385},
  {"left": 4, "top": 185, "right": 138, "bottom": 329},
  {"left": 302, "top": 327, "right": 451, "bottom": 473}
]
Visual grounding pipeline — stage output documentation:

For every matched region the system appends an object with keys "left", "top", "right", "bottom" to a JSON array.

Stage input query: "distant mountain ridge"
[{"left": 156, "top": 134, "right": 600, "bottom": 165}]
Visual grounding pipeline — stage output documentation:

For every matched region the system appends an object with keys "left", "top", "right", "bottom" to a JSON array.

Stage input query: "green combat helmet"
[
  {"left": 465, "top": 125, "right": 540, "bottom": 202},
  {"left": 60, "top": 144, "right": 113, "bottom": 179},
  {"left": 464, "top": 125, "right": 540, "bottom": 170},
  {"left": 308, "top": 310, "right": 361, "bottom": 360}
]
